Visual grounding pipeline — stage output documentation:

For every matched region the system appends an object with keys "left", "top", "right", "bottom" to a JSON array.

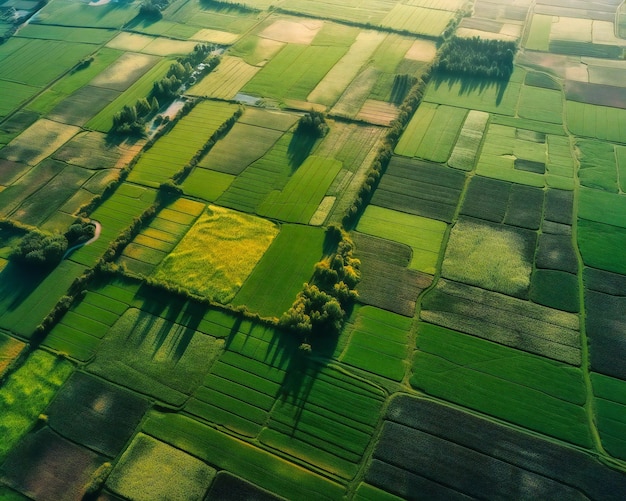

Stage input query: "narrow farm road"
[{"left": 63, "top": 221, "right": 102, "bottom": 260}]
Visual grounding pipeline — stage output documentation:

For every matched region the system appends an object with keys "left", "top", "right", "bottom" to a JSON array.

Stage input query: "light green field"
[
  {"left": 16, "top": 24, "right": 115, "bottom": 44},
  {"left": 0, "top": 350, "right": 73, "bottom": 458},
  {"left": 395, "top": 103, "right": 467, "bottom": 163},
  {"left": 381, "top": 4, "right": 454, "bottom": 36},
  {"left": 0, "top": 81, "right": 40, "bottom": 119},
  {"left": 152, "top": 206, "right": 278, "bottom": 304},
  {"left": 187, "top": 56, "right": 260, "bottom": 100},
  {"left": 518, "top": 85, "right": 563, "bottom": 124},
  {"left": 107, "top": 433, "right": 216, "bottom": 501},
  {"left": 341, "top": 306, "right": 411, "bottom": 381},
  {"left": 357, "top": 205, "right": 447, "bottom": 274},
  {"left": 576, "top": 139, "right": 619, "bottom": 193},
  {"left": 448, "top": 110, "right": 489, "bottom": 170},
  {"left": 127, "top": 101, "right": 239, "bottom": 187},
  {"left": 567, "top": 101, "right": 626, "bottom": 143},
  {"left": 525, "top": 14, "right": 552, "bottom": 51},
  {"left": 85, "top": 59, "right": 173, "bottom": 132},
  {"left": 143, "top": 411, "right": 346, "bottom": 500},
  {"left": 281, "top": 0, "right": 395, "bottom": 26},
  {"left": 182, "top": 169, "right": 235, "bottom": 201},
  {"left": 578, "top": 218, "right": 626, "bottom": 275},
  {"left": 31, "top": 0, "right": 138, "bottom": 28},
  {"left": 411, "top": 323, "right": 591, "bottom": 447},
  {"left": 579, "top": 188, "right": 626, "bottom": 228},
  {"left": 258, "top": 156, "right": 342, "bottom": 224},
  {"left": 232, "top": 224, "right": 325, "bottom": 318},
  {"left": 242, "top": 44, "right": 347, "bottom": 101},
  {"left": 442, "top": 219, "right": 533, "bottom": 297}
]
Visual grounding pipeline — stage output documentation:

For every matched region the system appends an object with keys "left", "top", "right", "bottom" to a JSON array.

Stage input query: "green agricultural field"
[
  {"left": 0, "top": 81, "right": 40, "bottom": 119},
  {"left": 525, "top": 14, "right": 552, "bottom": 51},
  {"left": 232, "top": 224, "right": 325, "bottom": 318},
  {"left": 518, "top": 85, "right": 563, "bottom": 124},
  {"left": 187, "top": 56, "right": 261, "bottom": 100},
  {"left": 153, "top": 206, "right": 278, "bottom": 303},
  {"left": 448, "top": 110, "right": 489, "bottom": 170},
  {"left": 0, "top": 333, "right": 25, "bottom": 379},
  {"left": 576, "top": 140, "right": 619, "bottom": 193},
  {"left": 442, "top": 218, "right": 535, "bottom": 297},
  {"left": 567, "top": 101, "right": 626, "bottom": 143},
  {"left": 242, "top": 44, "right": 347, "bottom": 102},
  {"left": 357, "top": 205, "right": 447, "bottom": 274},
  {"left": 411, "top": 323, "right": 590, "bottom": 446},
  {"left": 32, "top": 0, "right": 138, "bottom": 28},
  {"left": 592, "top": 373, "right": 626, "bottom": 460},
  {"left": 578, "top": 218, "right": 626, "bottom": 275},
  {"left": 258, "top": 156, "right": 342, "bottom": 224},
  {"left": 182, "top": 169, "right": 235, "bottom": 202},
  {"left": 341, "top": 306, "right": 411, "bottom": 381},
  {"left": 0, "top": 350, "right": 73, "bottom": 458},
  {"left": 380, "top": 5, "right": 454, "bottom": 36},
  {"left": 395, "top": 103, "right": 467, "bottom": 163},
  {"left": 128, "top": 100, "right": 239, "bottom": 187}
]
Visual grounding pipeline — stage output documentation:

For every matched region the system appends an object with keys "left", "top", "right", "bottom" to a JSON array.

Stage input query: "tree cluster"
[
  {"left": 10, "top": 231, "right": 67, "bottom": 267},
  {"left": 296, "top": 110, "right": 329, "bottom": 138},
  {"left": 280, "top": 226, "right": 360, "bottom": 341},
  {"left": 111, "top": 97, "right": 159, "bottom": 136},
  {"left": 139, "top": 0, "right": 169, "bottom": 19},
  {"left": 436, "top": 37, "right": 517, "bottom": 80}
]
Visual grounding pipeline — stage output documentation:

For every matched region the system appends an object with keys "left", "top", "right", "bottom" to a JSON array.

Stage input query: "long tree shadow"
[
  {"left": 430, "top": 74, "right": 511, "bottom": 106},
  {"left": 0, "top": 261, "right": 51, "bottom": 312},
  {"left": 287, "top": 132, "right": 317, "bottom": 171}
]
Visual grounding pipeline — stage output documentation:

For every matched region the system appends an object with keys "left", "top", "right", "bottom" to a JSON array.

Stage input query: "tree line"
[{"left": 436, "top": 36, "right": 517, "bottom": 80}]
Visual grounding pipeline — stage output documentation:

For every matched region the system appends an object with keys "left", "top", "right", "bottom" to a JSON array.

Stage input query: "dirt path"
[{"left": 63, "top": 221, "right": 102, "bottom": 260}]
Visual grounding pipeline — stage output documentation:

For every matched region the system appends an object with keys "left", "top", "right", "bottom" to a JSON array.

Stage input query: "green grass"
[
  {"left": 518, "top": 86, "right": 563, "bottom": 124},
  {"left": 242, "top": 44, "right": 347, "bottom": 102},
  {"left": 0, "top": 350, "right": 74, "bottom": 458},
  {"left": 16, "top": 24, "right": 115, "bottom": 44},
  {"left": 411, "top": 323, "right": 591, "bottom": 447},
  {"left": 578, "top": 187, "right": 626, "bottom": 228},
  {"left": 279, "top": 0, "right": 395, "bottom": 26},
  {"left": 425, "top": 68, "right": 524, "bottom": 116},
  {"left": 530, "top": 270, "right": 579, "bottom": 313},
  {"left": 128, "top": 101, "right": 239, "bottom": 188},
  {"left": 26, "top": 48, "right": 122, "bottom": 115},
  {"left": 232, "top": 224, "right": 325, "bottom": 318},
  {"left": 616, "top": 146, "right": 626, "bottom": 192},
  {"left": 152, "top": 205, "right": 278, "bottom": 304},
  {"left": 32, "top": 0, "right": 138, "bottom": 28},
  {"left": 576, "top": 140, "right": 619, "bottom": 193},
  {"left": 0, "top": 333, "right": 25, "bottom": 378},
  {"left": 85, "top": 58, "right": 173, "bottom": 132},
  {"left": 217, "top": 131, "right": 318, "bottom": 213},
  {"left": 577, "top": 218, "right": 626, "bottom": 275},
  {"left": 591, "top": 373, "right": 626, "bottom": 460},
  {"left": 107, "top": 433, "right": 216, "bottom": 501},
  {"left": 380, "top": 4, "right": 453, "bottom": 36},
  {"left": 143, "top": 411, "right": 346, "bottom": 500},
  {"left": 0, "top": 39, "right": 95, "bottom": 88},
  {"left": 341, "top": 306, "right": 412, "bottom": 381},
  {"left": 258, "top": 156, "right": 342, "bottom": 223},
  {"left": 183, "top": 169, "right": 235, "bottom": 201},
  {"left": 0, "top": 81, "right": 40, "bottom": 119},
  {"left": 88, "top": 307, "right": 223, "bottom": 406},
  {"left": 525, "top": 14, "right": 552, "bottom": 51},
  {"left": 442, "top": 219, "right": 534, "bottom": 297},
  {"left": 567, "top": 101, "right": 626, "bottom": 143},
  {"left": 357, "top": 205, "right": 447, "bottom": 274}
]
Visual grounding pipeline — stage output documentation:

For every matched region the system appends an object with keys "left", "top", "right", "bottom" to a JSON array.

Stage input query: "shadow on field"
[
  {"left": 431, "top": 74, "right": 510, "bottom": 106},
  {"left": 0, "top": 262, "right": 49, "bottom": 312},
  {"left": 287, "top": 132, "right": 317, "bottom": 171}
]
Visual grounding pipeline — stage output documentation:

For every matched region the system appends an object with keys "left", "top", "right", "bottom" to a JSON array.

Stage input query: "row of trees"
[
  {"left": 436, "top": 36, "right": 517, "bottom": 80},
  {"left": 279, "top": 226, "right": 360, "bottom": 345},
  {"left": 296, "top": 110, "right": 329, "bottom": 138}
]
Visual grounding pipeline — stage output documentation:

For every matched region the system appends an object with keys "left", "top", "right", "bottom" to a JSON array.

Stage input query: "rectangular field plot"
[
  {"left": 578, "top": 218, "right": 626, "bottom": 275},
  {"left": 371, "top": 156, "right": 466, "bottom": 223},
  {"left": 0, "top": 81, "right": 39, "bottom": 119},
  {"left": 0, "top": 350, "right": 74, "bottom": 457},
  {"left": 127, "top": 101, "right": 239, "bottom": 188},
  {"left": 242, "top": 43, "right": 348, "bottom": 102},
  {"left": 182, "top": 169, "right": 235, "bottom": 202},
  {"left": 381, "top": 5, "right": 454, "bottom": 36},
  {"left": 280, "top": 0, "right": 395, "bottom": 25},
  {"left": 259, "top": 363, "right": 386, "bottom": 480},
  {"left": 425, "top": 69, "right": 523, "bottom": 116},
  {"left": 143, "top": 411, "right": 346, "bottom": 500},
  {"left": 233, "top": 224, "right": 325, "bottom": 318},
  {"left": 352, "top": 232, "right": 433, "bottom": 317},
  {"left": 411, "top": 323, "right": 589, "bottom": 446},
  {"left": 476, "top": 123, "right": 575, "bottom": 188},
  {"left": 518, "top": 85, "right": 563, "bottom": 124},
  {"left": 578, "top": 188, "right": 626, "bottom": 229},
  {"left": 592, "top": 373, "right": 626, "bottom": 461},
  {"left": 88, "top": 306, "right": 224, "bottom": 407},
  {"left": 185, "top": 350, "right": 284, "bottom": 438},
  {"left": 258, "top": 156, "right": 342, "bottom": 224},
  {"left": 447, "top": 110, "right": 489, "bottom": 170},
  {"left": 197, "top": 109, "right": 295, "bottom": 175},
  {"left": 576, "top": 140, "right": 620, "bottom": 193},
  {"left": 525, "top": 13, "right": 552, "bottom": 50},
  {"left": 367, "top": 395, "right": 626, "bottom": 500},
  {"left": 31, "top": 0, "right": 137, "bottom": 28},
  {"left": 152, "top": 205, "right": 278, "bottom": 304},
  {"left": 118, "top": 198, "right": 204, "bottom": 276},
  {"left": 356, "top": 205, "right": 447, "bottom": 274},
  {"left": 217, "top": 131, "right": 316, "bottom": 213},
  {"left": 341, "top": 306, "right": 412, "bottom": 381},
  {"left": 567, "top": 101, "right": 626, "bottom": 143},
  {"left": 586, "top": 290, "right": 626, "bottom": 380},
  {"left": 16, "top": 24, "right": 115, "bottom": 44},
  {"left": 0, "top": 332, "right": 25, "bottom": 379},
  {"left": 0, "top": 39, "right": 95, "bottom": 88},
  {"left": 187, "top": 56, "right": 261, "bottom": 100},
  {"left": 52, "top": 131, "right": 134, "bottom": 171},
  {"left": 395, "top": 103, "right": 467, "bottom": 163},
  {"left": 69, "top": 183, "right": 157, "bottom": 268},
  {"left": 420, "top": 279, "right": 581, "bottom": 365}
]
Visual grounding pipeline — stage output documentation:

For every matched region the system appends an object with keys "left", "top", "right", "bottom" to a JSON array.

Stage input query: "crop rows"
[
  {"left": 188, "top": 56, "right": 261, "bottom": 100},
  {"left": 381, "top": 5, "right": 454, "bottom": 36},
  {"left": 119, "top": 198, "right": 204, "bottom": 276},
  {"left": 341, "top": 306, "right": 411, "bottom": 381},
  {"left": 128, "top": 101, "right": 239, "bottom": 188},
  {"left": 447, "top": 110, "right": 489, "bottom": 170},
  {"left": 371, "top": 156, "right": 466, "bottom": 223},
  {"left": 567, "top": 101, "right": 626, "bottom": 143}
]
